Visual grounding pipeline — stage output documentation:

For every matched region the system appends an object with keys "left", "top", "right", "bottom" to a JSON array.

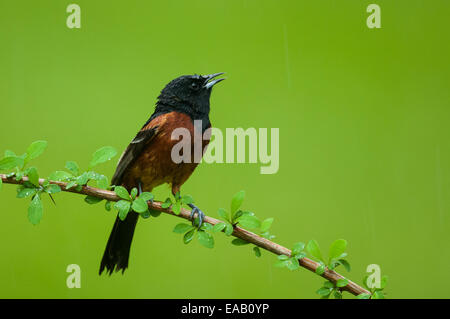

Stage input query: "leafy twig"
[{"left": 0, "top": 173, "right": 370, "bottom": 297}]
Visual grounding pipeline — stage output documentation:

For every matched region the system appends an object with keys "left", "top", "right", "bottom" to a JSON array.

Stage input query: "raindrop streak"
[
  {"left": 364, "top": 195, "right": 377, "bottom": 254},
  {"left": 435, "top": 145, "right": 445, "bottom": 228},
  {"left": 283, "top": 24, "right": 292, "bottom": 88}
]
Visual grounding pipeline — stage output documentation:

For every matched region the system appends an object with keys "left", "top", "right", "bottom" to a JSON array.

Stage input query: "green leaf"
[
  {"left": 236, "top": 214, "right": 260, "bottom": 229},
  {"left": 138, "top": 192, "right": 154, "bottom": 202},
  {"left": 307, "top": 239, "right": 324, "bottom": 262},
  {"left": 0, "top": 156, "right": 24, "bottom": 170},
  {"left": 28, "top": 194, "right": 43, "bottom": 225},
  {"left": 338, "top": 259, "right": 351, "bottom": 272},
  {"left": 183, "top": 229, "right": 196, "bottom": 244},
  {"left": 197, "top": 230, "right": 214, "bottom": 248},
  {"left": 173, "top": 223, "right": 194, "bottom": 234},
  {"left": 181, "top": 195, "right": 194, "bottom": 205},
  {"left": 149, "top": 209, "right": 161, "bottom": 217},
  {"left": 324, "top": 281, "right": 334, "bottom": 289},
  {"left": 285, "top": 257, "right": 300, "bottom": 271},
  {"left": 15, "top": 171, "right": 23, "bottom": 181},
  {"left": 253, "top": 246, "right": 261, "bottom": 257},
  {"left": 27, "top": 167, "right": 39, "bottom": 186},
  {"left": 230, "top": 190, "right": 245, "bottom": 214},
  {"left": 294, "top": 252, "right": 307, "bottom": 260},
  {"left": 172, "top": 201, "right": 181, "bottom": 215},
  {"left": 316, "top": 287, "right": 332, "bottom": 297},
  {"left": 48, "top": 171, "right": 73, "bottom": 181},
  {"left": 114, "top": 186, "right": 130, "bottom": 200},
  {"left": 89, "top": 146, "right": 117, "bottom": 168},
  {"left": 130, "top": 188, "right": 138, "bottom": 200},
  {"left": 84, "top": 195, "right": 103, "bottom": 204},
  {"left": 44, "top": 184, "right": 61, "bottom": 194},
  {"left": 161, "top": 198, "right": 172, "bottom": 209},
  {"left": 336, "top": 278, "right": 349, "bottom": 288},
  {"left": 65, "top": 161, "right": 79, "bottom": 175},
  {"left": 200, "top": 223, "right": 213, "bottom": 232},
  {"left": 218, "top": 208, "right": 229, "bottom": 221},
  {"left": 131, "top": 197, "right": 149, "bottom": 213},
  {"left": 329, "top": 239, "right": 347, "bottom": 263},
  {"left": 372, "top": 291, "right": 385, "bottom": 299},
  {"left": 4, "top": 150, "right": 16, "bottom": 157},
  {"left": 75, "top": 172, "right": 89, "bottom": 185},
  {"left": 333, "top": 290, "right": 343, "bottom": 299},
  {"left": 231, "top": 238, "right": 250, "bottom": 246},
  {"left": 97, "top": 175, "right": 109, "bottom": 189},
  {"left": 140, "top": 210, "right": 151, "bottom": 219},
  {"left": 337, "top": 252, "right": 348, "bottom": 259},
  {"left": 212, "top": 222, "right": 226, "bottom": 233},
  {"left": 224, "top": 223, "right": 234, "bottom": 236},
  {"left": 261, "top": 231, "right": 275, "bottom": 240},
  {"left": 362, "top": 275, "right": 370, "bottom": 289},
  {"left": 22, "top": 181, "right": 35, "bottom": 189},
  {"left": 277, "top": 255, "right": 289, "bottom": 260},
  {"left": 380, "top": 275, "right": 388, "bottom": 289},
  {"left": 356, "top": 293, "right": 372, "bottom": 299},
  {"left": 292, "top": 242, "right": 305, "bottom": 255},
  {"left": 114, "top": 200, "right": 131, "bottom": 221},
  {"left": 17, "top": 187, "right": 37, "bottom": 198},
  {"left": 0, "top": 178, "right": 2, "bottom": 190},
  {"left": 86, "top": 171, "right": 102, "bottom": 181},
  {"left": 316, "top": 263, "right": 326, "bottom": 275},
  {"left": 260, "top": 217, "right": 274, "bottom": 232},
  {"left": 139, "top": 192, "right": 154, "bottom": 202},
  {"left": 118, "top": 209, "right": 129, "bottom": 221},
  {"left": 65, "top": 181, "right": 77, "bottom": 190},
  {"left": 25, "top": 140, "right": 47, "bottom": 163},
  {"left": 105, "top": 201, "right": 112, "bottom": 211}
]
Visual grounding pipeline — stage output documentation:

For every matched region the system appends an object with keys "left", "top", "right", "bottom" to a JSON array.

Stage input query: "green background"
[{"left": 0, "top": 0, "right": 449, "bottom": 298}]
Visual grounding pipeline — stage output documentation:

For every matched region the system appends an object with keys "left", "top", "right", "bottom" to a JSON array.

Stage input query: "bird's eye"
[{"left": 191, "top": 82, "right": 200, "bottom": 90}]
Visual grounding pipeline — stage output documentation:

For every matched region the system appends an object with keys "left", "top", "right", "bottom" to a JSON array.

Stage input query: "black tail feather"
[{"left": 99, "top": 211, "right": 139, "bottom": 275}]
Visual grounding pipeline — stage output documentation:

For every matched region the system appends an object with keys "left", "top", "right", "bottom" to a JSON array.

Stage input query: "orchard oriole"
[{"left": 99, "top": 73, "right": 225, "bottom": 275}]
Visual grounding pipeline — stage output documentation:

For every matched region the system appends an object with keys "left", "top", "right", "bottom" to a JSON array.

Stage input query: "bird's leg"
[
  {"left": 172, "top": 186, "right": 205, "bottom": 228},
  {"left": 137, "top": 180, "right": 143, "bottom": 195},
  {"left": 188, "top": 203, "right": 205, "bottom": 229}
]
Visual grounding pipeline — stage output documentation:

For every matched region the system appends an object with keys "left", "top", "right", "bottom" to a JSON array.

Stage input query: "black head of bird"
[{"left": 156, "top": 73, "right": 225, "bottom": 119}]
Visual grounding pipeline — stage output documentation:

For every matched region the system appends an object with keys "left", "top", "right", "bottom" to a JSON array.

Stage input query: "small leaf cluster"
[
  {"left": 173, "top": 222, "right": 215, "bottom": 249},
  {"left": 274, "top": 242, "right": 307, "bottom": 271},
  {"left": 171, "top": 191, "right": 274, "bottom": 256},
  {"left": 48, "top": 146, "right": 117, "bottom": 191},
  {"left": 1, "top": 141, "right": 388, "bottom": 300},
  {"left": 0, "top": 142, "right": 119, "bottom": 225},
  {"left": 0, "top": 141, "right": 62, "bottom": 225},
  {"left": 357, "top": 275, "right": 388, "bottom": 299},
  {"left": 305, "top": 239, "right": 352, "bottom": 298},
  {"left": 316, "top": 279, "right": 349, "bottom": 299},
  {"left": 161, "top": 192, "right": 194, "bottom": 215},
  {"left": 110, "top": 186, "right": 155, "bottom": 220},
  {"left": 214, "top": 191, "right": 275, "bottom": 257},
  {"left": 306, "top": 239, "right": 351, "bottom": 275}
]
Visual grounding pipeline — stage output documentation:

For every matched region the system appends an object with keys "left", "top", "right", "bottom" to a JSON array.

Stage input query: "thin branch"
[{"left": 0, "top": 173, "right": 370, "bottom": 296}]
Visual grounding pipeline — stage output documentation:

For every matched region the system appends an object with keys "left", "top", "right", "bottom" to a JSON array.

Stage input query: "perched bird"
[{"left": 99, "top": 73, "right": 225, "bottom": 275}]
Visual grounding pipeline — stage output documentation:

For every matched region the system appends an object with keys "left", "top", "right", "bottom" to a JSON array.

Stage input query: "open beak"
[{"left": 203, "top": 72, "right": 226, "bottom": 89}]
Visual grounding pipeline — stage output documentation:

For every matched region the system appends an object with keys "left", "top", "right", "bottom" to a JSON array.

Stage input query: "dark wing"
[{"left": 111, "top": 127, "right": 158, "bottom": 186}]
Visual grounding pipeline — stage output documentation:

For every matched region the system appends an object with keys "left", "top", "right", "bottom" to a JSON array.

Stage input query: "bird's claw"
[{"left": 188, "top": 203, "right": 205, "bottom": 228}]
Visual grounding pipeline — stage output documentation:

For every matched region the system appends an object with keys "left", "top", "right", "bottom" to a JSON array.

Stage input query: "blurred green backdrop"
[{"left": 0, "top": 0, "right": 449, "bottom": 298}]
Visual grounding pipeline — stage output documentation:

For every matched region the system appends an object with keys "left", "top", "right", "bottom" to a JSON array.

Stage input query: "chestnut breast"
[{"left": 123, "top": 111, "right": 210, "bottom": 192}]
